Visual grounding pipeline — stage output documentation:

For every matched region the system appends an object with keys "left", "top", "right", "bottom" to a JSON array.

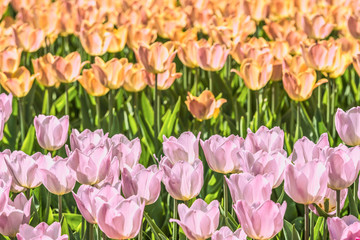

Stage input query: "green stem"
[
  {"left": 310, "top": 212, "right": 314, "bottom": 240},
  {"left": 96, "top": 97, "right": 101, "bottom": 129},
  {"left": 173, "top": 199, "right": 178, "bottom": 240},
  {"left": 183, "top": 65, "right": 187, "bottom": 90},
  {"left": 223, "top": 178, "right": 229, "bottom": 227},
  {"left": 336, "top": 190, "right": 341, "bottom": 217},
  {"left": 18, "top": 98, "right": 25, "bottom": 144},
  {"left": 247, "top": 89, "right": 251, "bottom": 128},
  {"left": 65, "top": 84, "right": 69, "bottom": 116},
  {"left": 108, "top": 90, "right": 113, "bottom": 133},
  {"left": 323, "top": 217, "right": 328, "bottom": 240},
  {"left": 88, "top": 222, "right": 94, "bottom": 240},
  {"left": 194, "top": 68, "right": 199, "bottom": 95},
  {"left": 25, "top": 189, "right": 30, "bottom": 199},
  {"left": 316, "top": 71, "right": 322, "bottom": 110},
  {"left": 58, "top": 195, "right": 62, "bottom": 222},
  {"left": 355, "top": 176, "right": 359, "bottom": 206},
  {"left": 226, "top": 55, "right": 231, "bottom": 82},
  {"left": 296, "top": 102, "right": 300, "bottom": 140},
  {"left": 138, "top": 219, "right": 143, "bottom": 240},
  {"left": 256, "top": 91, "right": 260, "bottom": 130},
  {"left": 102, "top": 231, "right": 107, "bottom": 240},
  {"left": 234, "top": 97, "right": 239, "bottom": 132},
  {"left": 271, "top": 82, "right": 276, "bottom": 115},
  {"left": 326, "top": 81, "right": 331, "bottom": 126},
  {"left": 331, "top": 80, "right": 336, "bottom": 138},
  {"left": 45, "top": 88, "right": 51, "bottom": 115},
  {"left": 209, "top": 71, "right": 213, "bottom": 92},
  {"left": 44, "top": 191, "right": 51, "bottom": 223},
  {"left": 305, "top": 205, "right": 309, "bottom": 240},
  {"left": 154, "top": 78, "right": 160, "bottom": 146}
]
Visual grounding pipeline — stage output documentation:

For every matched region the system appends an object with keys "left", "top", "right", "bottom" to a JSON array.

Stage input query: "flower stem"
[
  {"left": 194, "top": 68, "right": 199, "bottom": 95},
  {"left": 336, "top": 190, "right": 341, "bottom": 217},
  {"left": 173, "top": 199, "right": 178, "bottom": 240},
  {"left": 331, "top": 80, "right": 336, "bottom": 138},
  {"left": 183, "top": 65, "right": 187, "bottom": 90},
  {"left": 138, "top": 220, "right": 143, "bottom": 240},
  {"left": 18, "top": 98, "right": 25, "bottom": 144},
  {"left": 247, "top": 89, "right": 251, "bottom": 128},
  {"left": 223, "top": 177, "right": 229, "bottom": 227},
  {"left": 88, "top": 222, "right": 94, "bottom": 240},
  {"left": 256, "top": 90, "right": 260, "bottom": 130},
  {"left": 305, "top": 205, "right": 309, "bottom": 240},
  {"left": 108, "top": 90, "right": 113, "bottom": 133},
  {"left": 65, "top": 84, "right": 69, "bottom": 116},
  {"left": 323, "top": 217, "right": 328, "bottom": 240},
  {"left": 154, "top": 77, "right": 160, "bottom": 148},
  {"left": 326, "top": 81, "right": 331, "bottom": 126},
  {"left": 296, "top": 102, "right": 300, "bottom": 140},
  {"left": 58, "top": 195, "right": 62, "bottom": 222},
  {"left": 45, "top": 190, "right": 51, "bottom": 222},
  {"left": 96, "top": 97, "right": 101, "bottom": 129},
  {"left": 208, "top": 71, "right": 213, "bottom": 92},
  {"left": 102, "top": 231, "right": 107, "bottom": 240},
  {"left": 45, "top": 87, "right": 51, "bottom": 115},
  {"left": 310, "top": 212, "right": 314, "bottom": 240}
]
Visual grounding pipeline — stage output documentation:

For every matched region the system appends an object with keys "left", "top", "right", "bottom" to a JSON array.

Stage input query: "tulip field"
[{"left": 2, "top": 0, "right": 360, "bottom": 239}]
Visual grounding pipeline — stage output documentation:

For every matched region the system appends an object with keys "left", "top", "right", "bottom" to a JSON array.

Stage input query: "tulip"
[
  {"left": 53, "top": 52, "right": 88, "bottom": 83},
  {"left": 200, "top": 134, "right": 244, "bottom": 174},
  {"left": 185, "top": 90, "right": 227, "bottom": 121},
  {"left": 285, "top": 30, "right": 308, "bottom": 55},
  {"left": 326, "top": 145, "right": 360, "bottom": 190},
  {"left": 300, "top": 14, "right": 334, "bottom": 39},
  {"left": 196, "top": 43, "right": 229, "bottom": 71},
  {"left": 160, "top": 157, "right": 203, "bottom": 201},
  {"left": 309, "top": 188, "right": 347, "bottom": 216},
  {"left": 284, "top": 161, "right": 328, "bottom": 204},
  {"left": 268, "top": 0, "right": 294, "bottom": 21},
  {"left": 170, "top": 199, "right": 219, "bottom": 240},
  {"left": 0, "top": 193, "right": 32, "bottom": 237},
  {"left": 243, "top": 0, "right": 270, "bottom": 22},
  {"left": 348, "top": 15, "right": 360, "bottom": 39},
  {"left": 108, "top": 26, "right": 128, "bottom": 53},
  {"left": 282, "top": 55, "right": 328, "bottom": 101},
  {"left": 162, "top": 131, "right": 200, "bottom": 164},
  {"left": 225, "top": 173, "right": 272, "bottom": 205},
  {"left": 16, "top": 222, "right": 68, "bottom": 240},
  {"left": 171, "top": 28, "right": 198, "bottom": 44},
  {"left": 0, "top": 179, "right": 10, "bottom": 212},
  {"left": 12, "top": 23, "right": 44, "bottom": 53},
  {"left": 270, "top": 41, "right": 289, "bottom": 81},
  {"left": 0, "top": 67, "right": 35, "bottom": 98},
  {"left": 92, "top": 57, "right": 132, "bottom": 90},
  {"left": 0, "top": 112, "right": 4, "bottom": 140},
  {"left": 111, "top": 134, "right": 141, "bottom": 171},
  {"left": 0, "top": 150, "right": 24, "bottom": 193},
  {"left": 230, "top": 38, "right": 270, "bottom": 64},
  {"left": 244, "top": 126, "right": 285, "bottom": 154},
  {"left": 34, "top": 115, "right": 69, "bottom": 151},
  {"left": 263, "top": 19, "right": 296, "bottom": 41},
  {"left": 177, "top": 39, "right": 203, "bottom": 68},
  {"left": 97, "top": 195, "right": 145, "bottom": 239},
  {"left": 335, "top": 107, "right": 360, "bottom": 146},
  {"left": 56, "top": 0, "right": 79, "bottom": 36},
  {"left": 127, "top": 25, "right": 157, "bottom": 50},
  {"left": 211, "top": 226, "right": 247, "bottom": 240},
  {"left": 234, "top": 200, "right": 286, "bottom": 240},
  {"left": 78, "top": 69, "right": 110, "bottom": 97},
  {"left": 0, "top": 92, "right": 13, "bottom": 122},
  {"left": 73, "top": 185, "right": 102, "bottom": 224},
  {"left": 138, "top": 42, "right": 177, "bottom": 74},
  {"left": 146, "top": 63, "right": 182, "bottom": 90},
  {"left": 154, "top": 7, "right": 187, "bottom": 40},
  {"left": 31, "top": 53, "right": 59, "bottom": 87},
  {"left": 79, "top": 22, "right": 112, "bottom": 56},
  {"left": 69, "top": 129, "right": 109, "bottom": 154},
  {"left": 0, "top": 46, "right": 22, "bottom": 74},
  {"left": 328, "top": 215, "right": 360, "bottom": 240},
  {"left": 95, "top": 157, "right": 120, "bottom": 188},
  {"left": 232, "top": 52, "right": 273, "bottom": 91},
  {"left": 122, "top": 164, "right": 163, "bottom": 205},
  {"left": 122, "top": 63, "right": 148, "bottom": 92}
]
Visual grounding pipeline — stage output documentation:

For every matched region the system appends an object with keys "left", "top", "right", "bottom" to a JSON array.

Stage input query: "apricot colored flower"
[
  {"left": 269, "top": 0, "right": 294, "bottom": 21},
  {"left": 243, "top": 0, "right": 270, "bottom": 22},
  {"left": 299, "top": 13, "right": 334, "bottom": 40},
  {"left": 32, "top": 53, "right": 58, "bottom": 87},
  {"left": 263, "top": 19, "right": 296, "bottom": 40},
  {"left": 107, "top": 26, "right": 128, "bottom": 53},
  {"left": 196, "top": 43, "right": 229, "bottom": 71},
  {"left": 154, "top": 7, "right": 187, "bottom": 39},
  {"left": 127, "top": 25, "right": 157, "bottom": 50},
  {"left": 123, "top": 63, "right": 148, "bottom": 92},
  {"left": 146, "top": 63, "right": 182, "bottom": 90},
  {"left": 177, "top": 39, "right": 204, "bottom": 68},
  {"left": 348, "top": 15, "right": 360, "bottom": 39},
  {"left": 13, "top": 23, "right": 44, "bottom": 53},
  {"left": 0, "top": 46, "right": 22, "bottom": 74},
  {"left": 79, "top": 22, "right": 112, "bottom": 56},
  {"left": 185, "top": 90, "right": 227, "bottom": 121},
  {"left": 285, "top": 30, "right": 308, "bottom": 55},
  {"left": 353, "top": 54, "right": 360, "bottom": 77},
  {"left": 53, "top": 52, "right": 88, "bottom": 84},
  {"left": 0, "top": 67, "right": 35, "bottom": 98},
  {"left": 230, "top": 37, "right": 270, "bottom": 64},
  {"left": 78, "top": 69, "right": 110, "bottom": 97}
]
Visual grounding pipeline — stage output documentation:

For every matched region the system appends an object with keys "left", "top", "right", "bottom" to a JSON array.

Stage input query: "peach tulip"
[
  {"left": 32, "top": 53, "right": 59, "bottom": 87},
  {"left": 154, "top": 7, "right": 188, "bottom": 39},
  {"left": 0, "top": 93, "right": 13, "bottom": 122},
  {"left": 171, "top": 28, "right": 198, "bottom": 44},
  {"left": 196, "top": 43, "right": 229, "bottom": 71},
  {"left": 0, "top": 46, "right": 22, "bottom": 74},
  {"left": 243, "top": 0, "right": 270, "bottom": 22},
  {"left": 122, "top": 63, "right": 148, "bottom": 92},
  {"left": 79, "top": 22, "right": 112, "bottom": 56},
  {"left": 354, "top": 54, "right": 360, "bottom": 77},
  {"left": 335, "top": 107, "right": 360, "bottom": 146},
  {"left": 77, "top": 69, "right": 110, "bottom": 97},
  {"left": 285, "top": 30, "right": 308, "bottom": 55},
  {"left": 270, "top": 40, "right": 289, "bottom": 81},
  {"left": 107, "top": 26, "right": 128, "bottom": 53},
  {"left": 13, "top": 23, "right": 44, "bottom": 53},
  {"left": 53, "top": 52, "right": 88, "bottom": 83},
  {"left": 177, "top": 39, "right": 205, "bottom": 68},
  {"left": 269, "top": 0, "right": 294, "bottom": 21},
  {"left": 146, "top": 63, "right": 182, "bottom": 90},
  {"left": 56, "top": 0, "right": 79, "bottom": 36},
  {"left": 0, "top": 67, "right": 35, "bottom": 98},
  {"left": 299, "top": 14, "right": 334, "bottom": 39},
  {"left": 263, "top": 19, "right": 296, "bottom": 41},
  {"left": 348, "top": 15, "right": 360, "bottom": 39},
  {"left": 127, "top": 25, "right": 157, "bottom": 50},
  {"left": 230, "top": 37, "right": 270, "bottom": 64},
  {"left": 10, "top": 0, "right": 51, "bottom": 12},
  {"left": 185, "top": 90, "right": 227, "bottom": 121}
]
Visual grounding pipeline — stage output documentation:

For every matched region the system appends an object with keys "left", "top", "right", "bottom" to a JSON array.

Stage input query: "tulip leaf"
[
  {"left": 283, "top": 219, "right": 301, "bottom": 240},
  {"left": 141, "top": 92, "right": 154, "bottom": 126},
  {"left": 312, "top": 204, "right": 329, "bottom": 218},
  {"left": 348, "top": 188, "right": 359, "bottom": 217},
  {"left": 21, "top": 125, "right": 35, "bottom": 155},
  {"left": 51, "top": 85, "right": 77, "bottom": 114},
  {"left": 313, "top": 217, "right": 324, "bottom": 240},
  {"left": 158, "top": 97, "right": 181, "bottom": 141},
  {"left": 219, "top": 204, "right": 239, "bottom": 231},
  {"left": 64, "top": 213, "right": 83, "bottom": 231},
  {"left": 143, "top": 211, "right": 168, "bottom": 240}
]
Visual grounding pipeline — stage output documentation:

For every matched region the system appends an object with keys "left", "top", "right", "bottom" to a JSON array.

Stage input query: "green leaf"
[
  {"left": 64, "top": 213, "right": 83, "bottom": 231},
  {"left": 312, "top": 203, "right": 329, "bottom": 218},
  {"left": 158, "top": 97, "right": 181, "bottom": 140},
  {"left": 21, "top": 125, "right": 35, "bottom": 154},
  {"left": 313, "top": 217, "right": 324, "bottom": 240},
  {"left": 141, "top": 92, "right": 154, "bottom": 126},
  {"left": 50, "top": 85, "right": 77, "bottom": 113},
  {"left": 283, "top": 219, "right": 301, "bottom": 240},
  {"left": 348, "top": 188, "right": 359, "bottom": 217}
]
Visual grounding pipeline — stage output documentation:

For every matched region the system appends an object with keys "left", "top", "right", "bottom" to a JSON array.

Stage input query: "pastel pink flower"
[
  {"left": 200, "top": 134, "right": 244, "bottom": 174},
  {"left": 196, "top": 43, "right": 229, "bottom": 71},
  {"left": 111, "top": 134, "right": 141, "bottom": 171},
  {"left": 0, "top": 150, "right": 24, "bottom": 193},
  {"left": 309, "top": 187, "right": 347, "bottom": 216},
  {"left": 122, "top": 164, "right": 163, "bottom": 205},
  {"left": 234, "top": 200, "right": 286, "bottom": 240},
  {"left": 328, "top": 215, "right": 360, "bottom": 240},
  {"left": 95, "top": 157, "right": 120, "bottom": 188},
  {"left": 72, "top": 185, "right": 102, "bottom": 224},
  {"left": 97, "top": 195, "right": 145, "bottom": 239},
  {"left": 211, "top": 226, "right": 247, "bottom": 240},
  {"left": 225, "top": 173, "right": 272, "bottom": 205},
  {"left": 16, "top": 222, "right": 68, "bottom": 240},
  {"left": 335, "top": 107, "right": 360, "bottom": 146},
  {"left": 34, "top": 115, "right": 69, "bottom": 151},
  {"left": 244, "top": 126, "right": 285, "bottom": 154},
  {"left": 170, "top": 199, "right": 220, "bottom": 240},
  {"left": 0, "top": 111, "right": 5, "bottom": 141},
  {"left": 0, "top": 92, "right": 12, "bottom": 122},
  {"left": 160, "top": 157, "right": 203, "bottom": 201},
  {"left": 284, "top": 161, "right": 328, "bottom": 205},
  {"left": 68, "top": 129, "right": 109, "bottom": 154},
  {"left": 0, "top": 179, "right": 10, "bottom": 212},
  {"left": 163, "top": 132, "right": 200, "bottom": 164}
]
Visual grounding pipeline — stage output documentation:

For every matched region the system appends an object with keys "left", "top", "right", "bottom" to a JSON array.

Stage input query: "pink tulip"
[
  {"left": 97, "top": 195, "right": 145, "bottom": 239},
  {"left": 328, "top": 215, "right": 360, "bottom": 240},
  {"left": 3, "top": 151, "right": 42, "bottom": 189},
  {"left": 16, "top": 222, "right": 68, "bottom": 240},
  {"left": 72, "top": 185, "right": 102, "bottom": 224},
  {"left": 111, "top": 134, "right": 141, "bottom": 171},
  {"left": 200, "top": 134, "right": 244, "bottom": 174},
  {"left": 211, "top": 226, "right": 247, "bottom": 240},
  {"left": 160, "top": 157, "right": 203, "bottom": 201},
  {"left": 0, "top": 150, "right": 24, "bottom": 193},
  {"left": 170, "top": 199, "right": 220, "bottom": 240},
  {"left": 163, "top": 132, "right": 200, "bottom": 164},
  {"left": 284, "top": 161, "right": 328, "bottom": 204},
  {"left": 335, "top": 107, "right": 360, "bottom": 146},
  {"left": 69, "top": 129, "right": 109, "bottom": 154},
  {"left": 0, "top": 179, "right": 10, "bottom": 212},
  {"left": 122, "top": 164, "right": 163, "bottom": 205},
  {"left": 244, "top": 126, "right": 285, "bottom": 154},
  {"left": 0, "top": 92, "right": 13, "bottom": 122},
  {"left": 309, "top": 188, "right": 347, "bottom": 216},
  {"left": 225, "top": 173, "right": 272, "bottom": 205},
  {"left": 0, "top": 111, "right": 5, "bottom": 141},
  {"left": 233, "top": 200, "right": 286, "bottom": 240},
  {"left": 95, "top": 157, "right": 120, "bottom": 188},
  {"left": 34, "top": 115, "right": 69, "bottom": 151},
  {"left": 0, "top": 193, "right": 31, "bottom": 237}
]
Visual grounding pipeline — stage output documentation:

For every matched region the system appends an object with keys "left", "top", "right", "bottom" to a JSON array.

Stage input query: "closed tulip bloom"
[
  {"left": 127, "top": 25, "right": 157, "bottom": 50},
  {"left": 73, "top": 185, "right": 102, "bottom": 224},
  {"left": 326, "top": 145, "right": 360, "bottom": 190},
  {"left": 348, "top": 15, "right": 360, "bottom": 39},
  {"left": 243, "top": 0, "right": 270, "bottom": 22},
  {"left": 138, "top": 42, "right": 177, "bottom": 74},
  {"left": 263, "top": 19, "right": 296, "bottom": 41},
  {"left": 122, "top": 63, "right": 148, "bottom": 92},
  {"left": 244, "top": 126, "right": 285, "bottom": 154},
  {"left": 225, "top": 173, "right": 272, "bottom": 205},
  {"left": 0, "top": 92, "right": 13, "bottom": 122},
  {"left": 13, "top": 23, "right": 44, "bottom": 53},
  {"left": 163, "top": 131, "right": 200, "bottom": 164},
  {"left": 0, "top": 46, "right": 22, "bottom": 74},
  {"left": 79, "top": 22, "right": 112, "bottom": 56},
  {"left": 232, "top": 52, "right": 273, "bottom": 91},
  {"left": 34, "top": 115, "right": 69, "bottom": 151},
  {"left": 170, "top": 199, "right": 219, "bottom": 240},
  {"left": 78, "top": 69, "right": 110, "bottom": 97},
  {"left": 282, "top": 55, "right": 327, "bottom": 101},
  {"left": 160, "top": 157, "right": 203, "bottom": 201},
  {"left": 196, "top": 43, "right": 229, "bottom": 71},
  {"left": 0, "top": 193, "right": 31, "bottom": 237},
  {"left": 0, "top": 179, "right": 10, "bottom": 212},
  {"left": 0, "top": 150, "right": 24, "bottom": 193},
  {"left": 309, "top": 188, "right": 347, "bottom": 216},
  {"left": 301, "top": 14, "right": 334, "bottom": 39},
  {"left": 284, "top": 161, "right": 328, "bottom": 204},
  {"left": 111, "top": 134, "right": 141, "bottom": 171},
  {"left": 69, "top": 129, "right": 109, "bottom": 154},
  {"left": 212, "top": 226, "right": 247, "bottom": 240},
  {"left": 234, "top": 200, "right": 286, "bottom": 240},
  {"left": 17, "top": 222, "right": 68, "bottom": 240},
  {"left": 146, "top": 62, "right": 182, "bottom": 90},
  {"left": 328, "top": 215, "right": 360, "bottom": 240},
  {"left": 185, "top": 90, "right": 227, "bottom": 121},
  {"left": 335, "top": 107, "right": 360, "bottom": 146},
  {"left": 177, "top": 39, "right": 203, "bottom": 68},
  {"left": 122, "top": 164, "right": 163, "bottom": 205},
  {"left": 53, "top": 52, "right": 88, "bottom": 84},
  {"left": 95, "top": 157, "right": 120, "bottom": 189},
  {"left": 97, "top": 196, "right": 145, "bottom": 239},
  {"left": 108, "top": 26, "right": 128, "bottom": 53},
  {"left": 230, "top": 38, "right": 270, "bottom": 64},
  {"left": 32, "top": 53, "right": 58, "bottom": 87},
  {"left": 200, "top": 134, "right": 244, "bottom": 174},
  {"left": 285, "top": 30, "right": 308, "bottom": 55},
  {"left": 0, "top": 67, "right": 35, "bottom": 98}
]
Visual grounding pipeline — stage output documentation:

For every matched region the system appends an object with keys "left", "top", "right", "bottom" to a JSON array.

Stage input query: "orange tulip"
[
  {"left": 78, "top": 69, "right": 110, "bottom": 97},
  {"left": 231, "top": 52, "right": 273, "bottom": 91},
  {"left": 263, "top": 19, "right": 296, "bottom": 40},
  {"left": 328, "top": 38, "right": 353, "bottom": 78},
  {"left": 79, "top": 22, "right": 112, "bottom": 56},
  {"left": 177, "top": 39, "right": 206, "bottom": 68},
  {"left": 107, "top": 26, "right": 128, "bottom": 53},
  {"left": 77, "top": 3, "right": 106, "bottom": 28},
  {"left": 56, "top": 0, "right": 80, "bottom": 36},
  {"left": 191, "top": 7, "right": 213, "bottom": 34},
  {"left": 353, "top": 54, "right": 360, "bottom": 77},
  {"left": 10, "top": 0, "right": 51, "bottom": 12},
  {"left": 32, "top": 53, "right": 58, "bottom": 87},
  {"left": 196, "top": 43, "right": 229, "bottom": 71},
  {"left": 53, "top": 52, "right": 88, "bottom": 84},
  {"left": 0, "top": 0, "right": 10, "bottom": 19},
  {"left": 285, "top": 30, "right": 308, "bottom": 55},
  {"left": 185, "top": 90, "right": 227, "bottom": 121},
  {"left": 298, "top": 13, "right": 334, "bottom": 40},
  {"left": 171, "top": 28, "right": 198, "bottom": 43},
  {"left": 294, "top": 0, "right": 315, "bottom": 13},
  {"left": 269, "top": 0, "right": 294, "bottom": 21},
  {"left": 0, "top": 66, "right": 36, "bottom": 98},
  {"left": 348, "top": 15, "right": 360, "bottom": 39},
  {"left": 13, "top": 23, "right": 44, "bottom": 52},
  {"left": 138, "top": 42, "right": 177, "bottom": 74},
  {"left": 243, "top": 0, "right": 270, "bottom": 22},
  {"left": 230, "top": 37, "right": 270, "bottom": 64},
  {"left": 331, "top": 6, "right": 352, "bottom": 31},
  {"left": 282, "top": 56, "right": 327, "bottom": 101},
  {"left": 91, "top": 57, "right": 132, "bottom": 89},
  {"left": 146, "top": 63, "right": 182, "bottom": 90},
  {"left": 270, "top": 41, "right": 290, "bottom": 81},
  {"left": 153, "top": 7, "right": 188, "bottom": 39},
  {"left": 127, "top": 25, "right": 157, "bottom": 50},
  {"left": 123, "top": 63, "right": 149, "bottom": 92},
  {"left": 0, "top": 46, "right": 22, "bottom": 74}
]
